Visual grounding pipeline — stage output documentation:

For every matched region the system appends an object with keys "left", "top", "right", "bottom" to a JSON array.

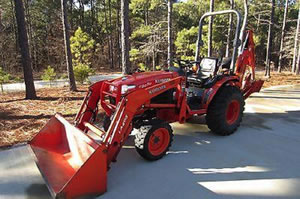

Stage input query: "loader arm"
[
  {"left": 103, "top": 76, "right": 184, "bottom": 165},
  {"left": 74, "top": 80, "right": 105, "bottom": 131}
]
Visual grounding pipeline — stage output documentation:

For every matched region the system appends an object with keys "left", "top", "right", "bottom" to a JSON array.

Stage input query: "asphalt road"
[{"left": 0, "top": 85, "right": 300, "bottom": 199}]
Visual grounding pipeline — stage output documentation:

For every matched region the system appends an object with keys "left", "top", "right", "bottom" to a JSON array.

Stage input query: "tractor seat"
[
  {"left": 220, "top": 57, "right": 232, "bottom": 69},
  {"left": 187, "top": 57, "right": 218, "bottom": 87}
]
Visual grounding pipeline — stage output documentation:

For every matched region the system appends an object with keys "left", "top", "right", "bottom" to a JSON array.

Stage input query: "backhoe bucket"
[
  {"left": 244, "top": 80, "right": 264, "bottom": 99},
  {"left": 28, "top": 114, "right": 107, "bottom": 199}
]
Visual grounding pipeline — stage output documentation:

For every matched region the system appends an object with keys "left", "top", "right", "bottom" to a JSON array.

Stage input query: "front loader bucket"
[{"left": 28, "top": 114, "right": 107, "bottom": 199}]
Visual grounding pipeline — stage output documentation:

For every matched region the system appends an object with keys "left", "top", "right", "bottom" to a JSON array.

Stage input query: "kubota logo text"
[{"left": 149, "top": 85, "right": 166, "bottom": 95}]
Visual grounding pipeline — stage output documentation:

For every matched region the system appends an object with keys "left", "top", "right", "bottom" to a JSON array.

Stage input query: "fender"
[{"left": 202, "top": 75, "right": 240, "bottom": 109}]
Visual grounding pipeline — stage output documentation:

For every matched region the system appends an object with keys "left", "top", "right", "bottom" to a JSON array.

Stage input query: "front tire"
[
  {"left": 206, "top": 86, "right": 245, "bottom": 136},
  {"left": 135, "top": 122, "right": 174, "bottom": 161}
]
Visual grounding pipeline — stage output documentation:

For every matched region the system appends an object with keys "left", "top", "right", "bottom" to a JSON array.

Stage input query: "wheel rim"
[
  {"left": 226, "top": 100, "right": 240, "bottom": 125},
  {"left": 148, "top": 128, "right": 170, "bottom": 156}
]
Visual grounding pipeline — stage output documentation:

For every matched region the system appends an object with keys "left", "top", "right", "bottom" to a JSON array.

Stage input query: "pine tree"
[
  {"left": 121, "top": 0, "right": 131, "bottom": 74},
  {"left": 168, "top": 0, "right": 173, "bottom": 67},
  {"left": 265, "top": 0, "right": 275, "bottom": 78},
  {"left": 61, "top": 0, "right": 77, "bottom": 91},
  {"left": 14, "top": 0, "right": 36, "bottom": 99}
]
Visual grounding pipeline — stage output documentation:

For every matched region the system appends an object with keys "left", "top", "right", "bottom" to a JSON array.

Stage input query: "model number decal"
[
  {"left": 118, "top": 114, "right": 128, "bottom": 134},
  {"left": 155, "top": 78, "right": 170, "bottom": 84},
  {"left": 149, "top": 85, "right": 166, "bottom": 95}
]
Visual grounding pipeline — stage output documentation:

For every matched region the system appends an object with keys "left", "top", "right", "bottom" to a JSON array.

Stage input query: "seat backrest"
[
  {"left": 220, "top": 57, "right": 232, "bottom": 69},
  {"left": 198, "top": 57, "right": 218, "bottom": 78}
]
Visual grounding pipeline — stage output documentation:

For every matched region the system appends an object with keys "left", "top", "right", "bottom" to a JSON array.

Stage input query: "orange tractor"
[{"left": 28, "top": 10, "right": 263, "bottom": 198}]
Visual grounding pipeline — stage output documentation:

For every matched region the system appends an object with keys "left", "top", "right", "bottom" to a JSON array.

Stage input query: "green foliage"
[
  {"left": 13, "top": 76, "right": 21, "bottom": 83},
  {"left": 131, "top": 25, "right": 152, "bottom": 41},
  {"left": 70, "top": 27, "right": 95, "bottom": 83},
  {"left": 41, "top": 66, "right": 56, "bottom": 87},
  {"left": 74, "top": 63, "right": 95, "bottom": 84},
  {"left": 130, "top": 48, "right": 141, "bottom": 62},
  {"left": 131, "top": 22, "right": 168, "bottom": 70},
  {"left": 0, "top": 67, "right": 11, "bottom": 92},
  {"left": 1, "top": 0, "right": 300, "bottom": 75},
  {"left": 41, "top": 66, "right": 56, "bottom": 81},
  {"left": 130, "top": 0, "right": 150, "bottom": 14},
  {"left": 138, "top": 63, "right": 149, "bottom": 71},
  {"left": 175, "top": 26, "right": 198, "bottom": 58},
  {"left": 59, "top": 73, "right": 68, "bottom": 80},
  {"left": 70, "top": 27, "right": 95, "bottom": 67},
  {"left": 155, "top": 65, "right": 162, "bottom": 70}
]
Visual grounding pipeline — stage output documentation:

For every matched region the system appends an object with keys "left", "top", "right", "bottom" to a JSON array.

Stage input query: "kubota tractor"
[{"left": 28, "top": 10, "right": 263, "bottom": 198}]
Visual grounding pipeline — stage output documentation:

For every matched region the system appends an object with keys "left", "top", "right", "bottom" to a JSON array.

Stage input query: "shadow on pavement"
[
  {"left": 25, "top": 184, "right": 52, "bottom": 199},
  {"left": 1, "top": 110, "right": 300, "bottom": 199}
]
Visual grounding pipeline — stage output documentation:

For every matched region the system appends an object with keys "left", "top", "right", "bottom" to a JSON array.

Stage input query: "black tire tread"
[
  {"left": 206, "top": 86, "right": 245, "bottom": 136},
  {"left": 135, "top": 122, "right": 174, "bottom": 161}
]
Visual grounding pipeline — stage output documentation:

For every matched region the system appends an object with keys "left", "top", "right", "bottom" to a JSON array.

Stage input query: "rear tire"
[
  {"left": 206, "top": 86, "right": 245, "bottom": 136},
  {"left": 135, "top": 122, "right": 173, "bottom": 161}
]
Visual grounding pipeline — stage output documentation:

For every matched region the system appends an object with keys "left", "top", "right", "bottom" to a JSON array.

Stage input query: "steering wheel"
[{"left": 173, "top": 59, "right": 200, "bottom": 70}]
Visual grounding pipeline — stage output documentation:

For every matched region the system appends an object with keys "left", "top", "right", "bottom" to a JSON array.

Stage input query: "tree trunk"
[
  {"left": 109, "top": 0, "right": 114, "bottom": 69},
  {"left": 117, "top": 0, "right": 121, "bottom": 69},
  {"left": 145, "top": 3, "right": 149, "bottom": 26},
  {"left": 292, "top": 8, "right": 300, "bottom": 73},
  {"left": 296, "top": 45, "right": 300, "bottom": 75},
  {"left": 167, "top": 0, "right": 173, "bottom": 67},
  {"left": 208, "top": 0, "right": 214, "bottom": 57},
  {"left": 10, "top": 0, "right": 18, "bottom": 52},
  {"left": 239, "top": 0, "right": 248, "bottom": 54},
  {"left": 79, "top": 0, "right": 84, "bottom": 28},
  {"left": 225, "top": 0, "right": 234, "bottom": 57},
  {"left": 14, "top": 0, "right": 36, "bottom": 99},
  {"left": 24, "top": 0, "right": 32, "bottom": 59},
  {"left": 70, "top": 0, "right": 73, "bottom": 30},
  {"left": 265, "top": 0, "right": 275, "bottom": 78},
  {"left": 153, "top": 49, "right": 156, "bottom": 71},
  {"left": 0, "top": 9, "right": 3, "bottom": 31},
  {"left": 61, "top": 0, "right": 77, "bottom": 91},
  {"left": 90, "top": 0, "right": 95, "bottom": 35},
  {"left": 256, "top": 14, "right": 261, "bottom": 31},
  {"left": 24, "top": 0, "right": 38, "bottom": 72},
  {"left": 121, "top": 0, "right": 131, "bottom": 74},
  {"left": 278, "top": 0, "right": 289, "bottom": 73}
]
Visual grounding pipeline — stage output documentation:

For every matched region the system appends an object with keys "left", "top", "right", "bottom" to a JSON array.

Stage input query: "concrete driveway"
[{"left": 0, "top": 85, "right": 300, "bottom": 199}]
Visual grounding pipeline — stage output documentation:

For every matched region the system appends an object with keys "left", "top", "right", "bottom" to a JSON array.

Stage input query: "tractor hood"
[{"left": 109, "top": 71, "right": 178, "bottom": 90}]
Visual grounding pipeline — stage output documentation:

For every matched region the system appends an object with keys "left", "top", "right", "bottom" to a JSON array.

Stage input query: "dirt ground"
[
  {"left": 256, "top": 71, "right": 300, "bottom": 88},
  {"left": 0, "top": 85, "right": 106, "bottom": 148},
  {"left": 1, "top": 71, "right": 300, "bottom": 148}
]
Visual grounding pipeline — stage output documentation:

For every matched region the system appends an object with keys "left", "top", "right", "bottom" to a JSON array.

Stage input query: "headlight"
[
  {"left": 109, "top": 85, "right": 116, "bottom": 92},
  {"left": 121, "top": 85, "right": 136, "bottom": 95}
]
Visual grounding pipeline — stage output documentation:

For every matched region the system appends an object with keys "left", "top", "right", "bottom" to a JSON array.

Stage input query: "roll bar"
[{"left": 195, "top": 9, "right": 242, "bottom": 73}]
